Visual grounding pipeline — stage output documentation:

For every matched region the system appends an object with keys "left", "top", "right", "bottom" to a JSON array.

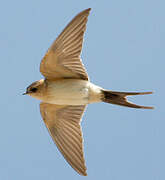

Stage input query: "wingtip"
[
  {"left": 86, "top": 8, "right": 91, "bottom": 11},
  {"left": 77, "top": 165, "right": 87, "bottom": 176},
  {"left": 80, "top": 171, "right": 87, "bottom": 176},
  {"left": 83, "top": 8, "right": 91, "bottom": 13}
]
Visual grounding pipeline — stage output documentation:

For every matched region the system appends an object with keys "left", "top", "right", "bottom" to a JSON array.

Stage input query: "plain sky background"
[{"left": 0, "top": 0, "right": 164, "bottom": 179}]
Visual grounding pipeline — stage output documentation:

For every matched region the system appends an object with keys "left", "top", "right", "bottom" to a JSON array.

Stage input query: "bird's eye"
[{"left": 30, "top": 87, "right": 38, "bottom": 93}]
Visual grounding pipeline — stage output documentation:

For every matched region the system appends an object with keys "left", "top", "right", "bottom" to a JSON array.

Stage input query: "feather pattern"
[
  {"left": 40, "top": 8, "right": 91, "bottom": 80},
  {"left": 40, "top": 103, "right": 87, "bottom": 176}
]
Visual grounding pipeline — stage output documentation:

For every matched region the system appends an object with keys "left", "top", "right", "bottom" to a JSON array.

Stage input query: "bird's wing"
[
  {"left": 40, "top": 103, "right": 87, "bottom": 176},
  {"left": 40, "top": 8, "right": 91, "bottom": 80}
]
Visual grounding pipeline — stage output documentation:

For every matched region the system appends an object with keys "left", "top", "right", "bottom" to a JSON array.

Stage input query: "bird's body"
[
  {"left": 31, "top": 79, "right": 102, "bottom": 105},
  {"left": 24, "top": 8, "right": 153, "bottom": 176}
]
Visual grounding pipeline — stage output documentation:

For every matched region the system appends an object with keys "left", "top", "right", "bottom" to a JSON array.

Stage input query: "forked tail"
[{"left": 101, "top": 90, "right": 154, "bottom": 109}]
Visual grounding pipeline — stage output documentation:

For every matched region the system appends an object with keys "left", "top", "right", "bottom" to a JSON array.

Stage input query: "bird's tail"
[{"left": 101, "top": 90, "right": 154, "bottom": 109}]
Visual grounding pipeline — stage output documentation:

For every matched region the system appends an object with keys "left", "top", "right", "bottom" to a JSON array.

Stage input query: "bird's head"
[{"left": 23, "top": 79, "right": 45, "bottom": 99}]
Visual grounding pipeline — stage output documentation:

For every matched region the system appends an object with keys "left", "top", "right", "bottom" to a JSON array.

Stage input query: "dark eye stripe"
[{"left": 30, "top": 87, "right": 38, "bottom": 93}]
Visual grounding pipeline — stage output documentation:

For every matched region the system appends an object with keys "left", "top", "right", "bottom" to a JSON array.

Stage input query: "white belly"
[
  {"left": 43, "top": 79, "right": 91, "bottom": 105},
  {"left": 40, "top": 79, "right": 102, "bottom": 105}
]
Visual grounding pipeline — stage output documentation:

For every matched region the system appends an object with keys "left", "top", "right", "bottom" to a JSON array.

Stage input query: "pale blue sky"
[{"left": 0, "top": 0, "right": 164, "bottom": 179}]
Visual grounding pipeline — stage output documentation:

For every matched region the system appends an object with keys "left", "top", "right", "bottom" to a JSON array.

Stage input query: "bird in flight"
[{"left": 24, "top": 8, "right": 153, "bottom": 176}]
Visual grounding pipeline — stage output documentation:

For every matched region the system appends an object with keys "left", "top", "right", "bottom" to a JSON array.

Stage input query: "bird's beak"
[{"left": 22, "top": 92, "right": 27, "bottom": 95}]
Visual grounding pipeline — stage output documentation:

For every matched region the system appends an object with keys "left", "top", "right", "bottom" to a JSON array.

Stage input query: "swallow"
[{"left": 24, "top": 8, "right": 153, "bottom": 176}]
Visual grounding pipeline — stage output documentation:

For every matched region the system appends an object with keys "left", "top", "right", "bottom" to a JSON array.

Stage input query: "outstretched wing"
[
  {"left": 40, "top": 8, "right": 91, "bottom": 80},
  {"left": 40, "top": 103, "right": 87, "bottom": 176}
]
